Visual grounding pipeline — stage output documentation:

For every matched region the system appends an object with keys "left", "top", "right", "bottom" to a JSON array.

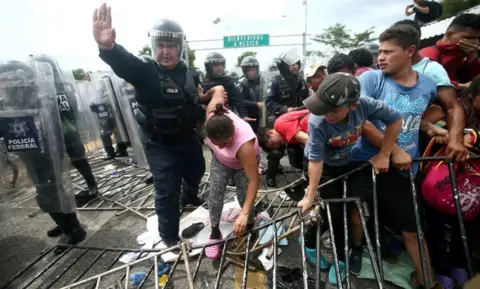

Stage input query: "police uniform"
[
  {"left": 98, "top": 20, "right": 205, "bottom": 246},
  {"left": 201, "top": 52, "right": 248, "bottom": 118},
  {"left": 0, "top": 60, "right": 86, "bottom": 253},
  {"left": 31, "top": 55, "right": 99, "bottom": 205},
  {"left": 264, "top": 51, "right": 309, "bottom": 187},
  {"left": 238, "top": 56, "right": 268, "bottom": 133}
]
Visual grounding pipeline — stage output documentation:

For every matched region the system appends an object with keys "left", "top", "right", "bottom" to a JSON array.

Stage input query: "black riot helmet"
[
  {"left": 241, "top": 56, "right": 260, "bottom": 81},
  {"left": 148, "top": 19, "right": 185, "bottom": 64},
  {"left": 30, "top": 54, "right": 67, "bottom": 94},
  {"left": 0, "top": 61, "right": 38, "bottom": 109},
  {"left": 227, "top": 71, "right": 238, "bottom": 82},
  {"left": 276, "top": 50, "right": 301, "bottom": 78},
  {"left": 361, "top": 43, "right": 379, "bottom": 57},
  {"left": 204, "top": 52, "right": 227, "bottom": 79}
]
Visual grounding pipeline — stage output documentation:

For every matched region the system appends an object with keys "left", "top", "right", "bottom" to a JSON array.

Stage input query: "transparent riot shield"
[
  {"left": 76, "top": 73, "right": 129, "bottom": 157},
  {"left": 30, "top": 54, "right": 90, "bottom": 163},
  {"left": 62, "top": 71, "right": 103, "bottom": 155},
  {"left": 108, "top": 72, "right": 149, "bottom": 169},
  {"left": 0, "top": 60, "right": 75, "bottom": 214}
]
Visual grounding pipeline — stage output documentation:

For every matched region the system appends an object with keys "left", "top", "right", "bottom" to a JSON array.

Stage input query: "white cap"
[{"left": 306, "top": 64, "right": 327, "bottom": 78}]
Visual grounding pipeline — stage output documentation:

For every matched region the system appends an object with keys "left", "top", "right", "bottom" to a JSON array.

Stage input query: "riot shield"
[
  {"left": 62, "top": 71, "right": 103, "bottom": 155},
  {"left": 0, "top": 60, "right": 75, "bottom": 214},
  {"left": 108, "top": 72, "right": 149, "bottom": 169},
  {"left": 30, "top": 54, "right": 89, "bottom": 163},
  {"left": 75, "top": 73, "right": 129, "bottom": 157}
]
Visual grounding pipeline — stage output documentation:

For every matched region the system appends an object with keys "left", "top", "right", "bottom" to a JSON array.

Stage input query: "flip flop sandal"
[
  {"left": 181, "top": 222, "right": 205, "bottom": 239},
  {"left": 205, "top": 233, "right": 223, "bottom": 260}
]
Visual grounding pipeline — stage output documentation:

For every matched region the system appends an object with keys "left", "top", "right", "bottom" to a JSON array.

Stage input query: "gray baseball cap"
[{"left": 303, "top": 72, "right": 360, "bottom": 115}]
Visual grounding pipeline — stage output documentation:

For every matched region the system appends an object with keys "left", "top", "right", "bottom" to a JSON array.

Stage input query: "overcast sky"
[{"left": 0, "top": 0, "right": 417, "bottom": 72}]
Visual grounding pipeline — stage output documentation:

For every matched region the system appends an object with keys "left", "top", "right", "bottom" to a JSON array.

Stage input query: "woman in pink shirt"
[{"left": 204, "top": 86, "right": 260, "bottom": 259}]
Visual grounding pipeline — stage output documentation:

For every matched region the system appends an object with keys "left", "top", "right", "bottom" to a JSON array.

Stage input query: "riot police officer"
[
  {"left": 93, "top": 3, "right": 205, "bottom": 247},
  {"left": 200, "top": 52, "right": 248, "bottom": 118},
  {"left": 265, "top": 50, "right": 309, "bottom": 187},
  {"left": 360, "top": 42, "right": 380, "bottom": 68},
  {"left": 238, "top": 56, "right": 267, "bottom": 133},
  {"left": 31, "top": 55, "right": 99, "bottom": 211},
  {"left": 0, "top": 60, "right": 86, "bottom": 254}
]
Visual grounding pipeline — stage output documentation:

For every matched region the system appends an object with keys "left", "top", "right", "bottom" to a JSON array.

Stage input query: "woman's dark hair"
[
  {"left": 205, "top": 103, "right": 234, "bottom": 140},
  {"left": 348, "top": 48, "right": 374, "bottom": 68}
]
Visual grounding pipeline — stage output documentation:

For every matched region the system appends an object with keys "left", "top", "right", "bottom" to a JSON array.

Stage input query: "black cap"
[{"left": 303, "top": 72, "right": 360, "bottom": 115}]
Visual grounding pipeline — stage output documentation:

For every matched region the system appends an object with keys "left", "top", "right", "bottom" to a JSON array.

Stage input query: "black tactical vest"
[
  {"left": 139, "top": 69, "right": 198, "bottom": 136},
  {"left": 274, "top": 75, "right": 307, "bottom": 107}
]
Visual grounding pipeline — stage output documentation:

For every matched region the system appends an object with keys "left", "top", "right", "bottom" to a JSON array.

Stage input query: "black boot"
[
  {"left": 72, "top": 159, "right": 99, "bottom": 206},
  {"left": 115, "top": 142, "right": 129, "bottom": 157},
  {"left": 47, "top": 226, "right": 63, "bottom": 237},
  {"left": 267, "top": 178, "right": 277, "bottom": 188},
  {"left": 49, "top": 212, "right": 86, "bottom": 254},
  {"left": 103, "top": 146, "right": 116, "bottom": 160}
]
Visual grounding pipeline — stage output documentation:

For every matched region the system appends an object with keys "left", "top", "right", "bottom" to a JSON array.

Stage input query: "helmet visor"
[{"left": 150, "top": 30, "right": 185, "bottom": 64}]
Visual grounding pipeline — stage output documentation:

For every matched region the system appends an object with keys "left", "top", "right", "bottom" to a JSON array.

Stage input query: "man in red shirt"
[
  {"left": 258, "top": 109, "right": 310, "bottom": 170},
  {"left": 420, "top": 13, "right": 480, "bottom": 91}
]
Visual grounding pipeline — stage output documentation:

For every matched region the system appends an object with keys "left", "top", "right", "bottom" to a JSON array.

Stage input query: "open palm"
[{"left": 92, "top": 3, "right": 116, "bottom": 48}]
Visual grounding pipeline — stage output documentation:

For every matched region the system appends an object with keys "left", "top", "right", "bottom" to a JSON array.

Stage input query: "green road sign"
[{"left": 223, "top": 34, "right": 270, "bottom": 48}]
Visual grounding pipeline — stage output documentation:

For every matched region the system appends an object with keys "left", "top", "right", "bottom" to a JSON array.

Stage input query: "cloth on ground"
[
  {"left": 357, "top": 249, "right": 415, "bottom": 289},
  {"left": 121, "top": 206, "right": 234, "bottom": 263}
]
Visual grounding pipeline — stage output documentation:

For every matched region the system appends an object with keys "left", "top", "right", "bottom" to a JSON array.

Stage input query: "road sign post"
[{"left": 223, "top": 34, "right": 270, "bottom": 48}]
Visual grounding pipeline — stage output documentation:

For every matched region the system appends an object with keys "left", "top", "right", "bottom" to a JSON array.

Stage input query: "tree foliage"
[
  {"left": 138, "top": 45, "right": 152, "bottom": 56},
  {"left": 237, "top": 51, "right": 257, "bottom": 66},
  {"left": 312, "top": 23, "right": 377, "bottom": 52},
  {"left": 185, "top": 44, "right": 196, "bottom": 67},
  {"left": 72, "top": 68, "right": 86, "bottom": 81},
  {"left": 439, "top": 0, "right": 479, "bottom": 20}
]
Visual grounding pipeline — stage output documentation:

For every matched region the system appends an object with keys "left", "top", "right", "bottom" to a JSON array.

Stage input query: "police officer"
[
  {"left": 360, "top": 42, "right": 380, "bottom": 68},
  {"left": 0, "top": 60, "right": 86, "bottom": 254},
  {"left": 200, "top": 52, "right": 248, "bottom": 119},
  {"left": 238, "top": 56, "right": 267, "bottom": 133},
  {"left": 31, "top": 55, "right": 99, "bottom": 211},
  {"left": 265, "top": 50, "right": 309, "bottom": 187},
  {"left": 93, "top": 3, "right": 205, "bottom": 247},
  {"left": 91, "top": 76, "right": 129, "bottom": 160}
]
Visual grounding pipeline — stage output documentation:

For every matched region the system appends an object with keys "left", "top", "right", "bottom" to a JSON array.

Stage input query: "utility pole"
[{"left": 303, "top": 0, "right": 308, "bottom": 71}]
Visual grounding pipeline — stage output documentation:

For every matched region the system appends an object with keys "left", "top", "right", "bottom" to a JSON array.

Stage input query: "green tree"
[
  {"left": 312, "top": 23, "right": 377, "bottom": 52},
  {"left": 439, "top": 0, "right": 479, "bottom": 20},
  {"left": 185, "top": 44, "right": 196, "bottom": 67},
  {"left": 72, "top": 68, "right": 86, "bottom": 81},
  {"left": 138, "top": 45, "right": 152, "bottom": 56},
  {"left": 237, "top": 51, "right": 257, "bottom": 67}
]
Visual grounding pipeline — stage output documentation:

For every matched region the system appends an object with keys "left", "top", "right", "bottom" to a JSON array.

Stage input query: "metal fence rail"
[{"left": 1, "top": 156, "right": 478, "bottom": 289}]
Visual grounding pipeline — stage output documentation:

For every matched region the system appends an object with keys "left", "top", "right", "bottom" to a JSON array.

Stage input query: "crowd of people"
[
  {"left": 89, "top": 3, "right": 480, "bottom": 288},
  {"left": 3, "top": 2, "right": 477, "bottom": 288}
]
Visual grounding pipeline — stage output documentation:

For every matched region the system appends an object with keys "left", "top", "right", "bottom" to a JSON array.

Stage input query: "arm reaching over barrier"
[{"left": 206, "top": 85, "right": 228, "bottom": 115}]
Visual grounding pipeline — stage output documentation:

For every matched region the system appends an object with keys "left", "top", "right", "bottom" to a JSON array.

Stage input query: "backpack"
[
  {"left": 428, "top": 1, "right": 443, "bottom": 20},
  {"left": 420, "top": 138, "right": 480, "bottom": 220}
]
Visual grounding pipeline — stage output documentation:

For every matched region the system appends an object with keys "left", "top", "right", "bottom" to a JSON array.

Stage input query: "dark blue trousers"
[{"left": 142, "top": 132, "right": 206, "bottom": 245}]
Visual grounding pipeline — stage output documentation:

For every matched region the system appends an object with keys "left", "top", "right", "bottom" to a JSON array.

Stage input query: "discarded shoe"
[{"left": 181, "top": 222, "right": 205, "bottom": 239}]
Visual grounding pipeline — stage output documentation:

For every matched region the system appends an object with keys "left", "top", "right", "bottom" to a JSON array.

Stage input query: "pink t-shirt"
[{"left": 206, "top": 110, "right": 259, "bottom": 169}]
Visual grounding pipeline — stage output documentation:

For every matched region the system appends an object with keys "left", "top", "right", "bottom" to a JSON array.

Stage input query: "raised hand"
[{"left": 93, "top": 3, "right": 116, "bottom": 48}]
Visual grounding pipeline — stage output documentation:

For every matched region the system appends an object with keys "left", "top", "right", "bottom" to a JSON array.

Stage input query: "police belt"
[{"left": 147, "top": 125, "right": 195, "bottom": 143}]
